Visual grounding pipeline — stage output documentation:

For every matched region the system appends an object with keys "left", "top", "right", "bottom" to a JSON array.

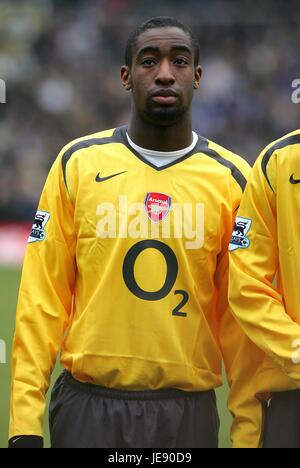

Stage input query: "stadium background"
[{"left": 0, "top": 0, "right": 299, "bottom": 448}]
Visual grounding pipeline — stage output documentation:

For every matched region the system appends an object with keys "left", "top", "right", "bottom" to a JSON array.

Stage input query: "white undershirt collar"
[{"left": 126, "top": 132, "right": 198, "bottom": 168}]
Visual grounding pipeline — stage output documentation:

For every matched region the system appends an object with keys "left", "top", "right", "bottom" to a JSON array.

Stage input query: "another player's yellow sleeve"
[
  {"left": 213, "top": 152, "right": 265, "bottom": 448},
  {"left": 229, "top": 150, "right": 300, "bottom": 383},
  {"left": 215, "top": 249, "right": 264, "bottom": 448},
  {"left": 9, "top": 152, "right": 76, "bottom": 439}
]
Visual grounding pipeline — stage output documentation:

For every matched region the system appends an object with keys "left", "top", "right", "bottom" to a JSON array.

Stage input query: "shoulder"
[
  {"left": 196, "top": 135, "right": 250, "bottom": 192},
  {"left": 58, "top": 127, "right": 121, "bottom": 163},
  {"left": 53, "top": 127, "right": 124, "bottom": 193},
  {"left": 257, "top": 129, "right": 300, "bottom": 191},
  {"left": 260, "top": 129, "right": 300, "bottom": 167},
  {"left": 207, "top": 138, "right": 250, "bottom": 176}
]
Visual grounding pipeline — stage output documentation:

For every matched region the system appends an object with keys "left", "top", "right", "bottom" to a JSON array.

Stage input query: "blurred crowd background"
[{"left": 0, "top": 0, "right": 299, "bottom": 221}]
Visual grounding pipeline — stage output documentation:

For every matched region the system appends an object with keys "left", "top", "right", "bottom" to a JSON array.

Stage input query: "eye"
[
  {"left": 141, "top": 58, "right": 157, "bottom": 67},
  {"left": 174, "top": 58, "right": 188, "bottom": 66}
]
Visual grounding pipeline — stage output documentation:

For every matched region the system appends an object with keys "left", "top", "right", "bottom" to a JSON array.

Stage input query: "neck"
[{"left": 127, "top": 111, "right": 193, "bottom": 151}]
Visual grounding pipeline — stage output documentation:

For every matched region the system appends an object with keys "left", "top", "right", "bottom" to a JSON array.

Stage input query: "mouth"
[{"left": 151, "top": 89, "right": 179, "bottom": 105}]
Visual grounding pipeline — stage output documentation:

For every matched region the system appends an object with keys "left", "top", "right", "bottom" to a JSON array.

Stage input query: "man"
[
  {"left": 9, "top": 16, "right": 263, "bottom": 448},
  {"left": 229, "top": 129, "right": 300, "bottom": 448}
]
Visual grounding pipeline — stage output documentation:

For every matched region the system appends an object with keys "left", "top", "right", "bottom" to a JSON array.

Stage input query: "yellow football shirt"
[
  {"left": 229, "top": 129, "right": 300, "bottom": 398},
  {"left": 10, "top": 126, "right": 264, "bottom": 447}
]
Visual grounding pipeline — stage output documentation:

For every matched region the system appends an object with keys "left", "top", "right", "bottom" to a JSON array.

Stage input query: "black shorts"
[
  {"left": 49, "top": 370, "right": 219, "bottom": 448},
  {"left": 263, "top": 390, "right": 300, "bottom": 448}
]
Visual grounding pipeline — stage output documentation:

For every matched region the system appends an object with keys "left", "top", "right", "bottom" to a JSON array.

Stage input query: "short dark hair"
[{"left": 125, "top": 16, "right": 200, "bottom": 68}]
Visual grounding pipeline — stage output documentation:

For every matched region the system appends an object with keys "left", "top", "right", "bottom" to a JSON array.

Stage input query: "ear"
[
  {"left": 121, "top": 65, "right": 132, "bottom": 91},
  {"left": 193, "top": 65, "right": 202, "bottom": 90}
]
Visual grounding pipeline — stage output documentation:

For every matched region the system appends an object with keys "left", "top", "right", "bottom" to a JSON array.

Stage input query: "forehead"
[{"left": 134, "top": 27, "right": 192, "bottom": 54}]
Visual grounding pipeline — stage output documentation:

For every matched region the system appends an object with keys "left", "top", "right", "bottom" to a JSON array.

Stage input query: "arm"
[
  {"left": 9, "top": 154, "right": 76, "bottom": 444},
  {"left": 212, "top": 155, "right": 265, "bottom": 448},
  {"left": 229, "top": 152, "right": 300, "bottom": 380},
  {"left": 215, "top": 243, "right": 265, "bottom": 448}
]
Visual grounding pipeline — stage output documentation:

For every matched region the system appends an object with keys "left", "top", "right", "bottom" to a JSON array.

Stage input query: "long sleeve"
[
  {"left": 215, "top": 220, "right": 265, "bottom": 448},
  {"left": 9, "top": 153, "right": 76, "bottom": 438},
  {"left": 229, "top": 146, "right": 300, "bottom": 384}
]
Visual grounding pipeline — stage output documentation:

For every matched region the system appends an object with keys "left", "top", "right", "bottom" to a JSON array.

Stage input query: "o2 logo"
[{"left": 123, "top": 240, "right": 189, "bottom": 318}]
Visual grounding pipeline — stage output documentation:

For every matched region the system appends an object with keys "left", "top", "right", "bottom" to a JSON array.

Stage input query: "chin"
[{"left": 143, "top": 107, "right": 185, "bottom": 126}]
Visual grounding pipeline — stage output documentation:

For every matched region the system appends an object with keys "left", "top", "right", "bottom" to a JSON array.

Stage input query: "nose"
[{"left": 155, "top": 59, "right": 175, "bottom": 85}]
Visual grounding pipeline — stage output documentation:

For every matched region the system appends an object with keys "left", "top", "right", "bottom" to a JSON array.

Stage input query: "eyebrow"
[{"left": 136, "top": 45, "right": 192, "bottom": 60}]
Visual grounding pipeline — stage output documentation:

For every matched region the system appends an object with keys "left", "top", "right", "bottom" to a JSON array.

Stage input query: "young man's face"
[{"left": 121, "top": 27, "right": 202, "bottom": 126}]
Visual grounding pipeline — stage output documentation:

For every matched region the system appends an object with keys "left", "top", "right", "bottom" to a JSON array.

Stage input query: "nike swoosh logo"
[
  {"left": 95, "top": 171, "right": 127, "bottom": 183},
  {"left": 12, "top": 437, "right": 23, "bottom": 444},
  {"left": 290, "top": 174, "right": 300, "bottom": 185}
]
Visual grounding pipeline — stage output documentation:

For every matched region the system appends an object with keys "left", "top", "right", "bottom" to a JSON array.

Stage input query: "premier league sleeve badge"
[
  {"left": 28, "top": 210, "right": 51, "bottom": 244},
  {"left": 229, "top": 216, "right": 252, "bottom": 252}
]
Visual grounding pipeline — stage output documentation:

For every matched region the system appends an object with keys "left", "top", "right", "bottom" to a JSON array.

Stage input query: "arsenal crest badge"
[{"left": 144, "top": 192, "right": 172, "bottom": 223}]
